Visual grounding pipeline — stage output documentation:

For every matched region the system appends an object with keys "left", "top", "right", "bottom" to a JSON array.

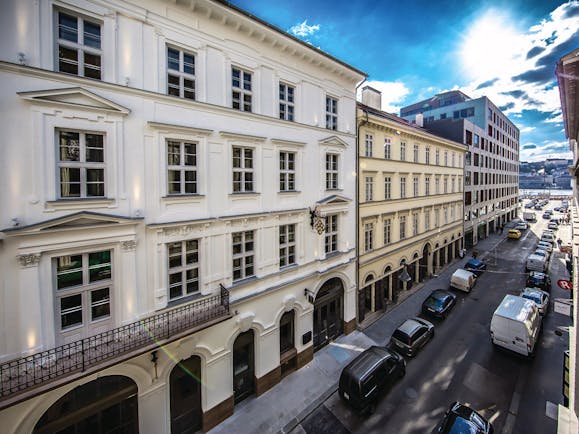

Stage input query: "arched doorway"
[
  {"left": 34, "top": 376, "right": 138, "bottom": 434},
  {"left": 313, "top": 277, "right": 344, "bottom": 351},
  {"left": 420, "top": 244, "right": 430, "bottom": 281},
  {"left": 279, "top": 310, "right": 296, "bottom": 377},
  {"left": 170, "top": 355, "right": 202, "bottom": 434},
  {"left": 382, "top": 266, "right": 392, "bottom": 304},
  {"left": 359, "top": 274, "right": 374, "bottom": 322},
  {"left": 233, "top": 330, "right": 255, "bottom": 404}
]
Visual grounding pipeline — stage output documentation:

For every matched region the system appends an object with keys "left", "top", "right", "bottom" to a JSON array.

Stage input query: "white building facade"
[{"left": 0, "top": 1, "right": 365, "bottom": 432}]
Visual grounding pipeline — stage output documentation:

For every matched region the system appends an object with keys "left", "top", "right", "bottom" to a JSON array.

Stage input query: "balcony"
[{"left": 0, "top": 287, "right": 230, "bottom": 409}]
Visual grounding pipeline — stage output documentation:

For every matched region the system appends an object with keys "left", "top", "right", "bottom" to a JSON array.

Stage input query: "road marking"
[{"left": 545, "top": 401, "right": 558, "bottom": 421}]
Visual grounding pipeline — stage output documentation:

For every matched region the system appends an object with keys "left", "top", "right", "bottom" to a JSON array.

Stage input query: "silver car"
[
  {"left": 390, "top": 317, "right": 435, "bottom": 357},
  {"left": 520, "top": 287, "right": 550, "bottom": 316}
]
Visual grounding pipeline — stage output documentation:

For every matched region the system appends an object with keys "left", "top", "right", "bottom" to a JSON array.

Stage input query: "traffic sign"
[{"left": 557, "top": 279, "right": 573, "bottom": 291}]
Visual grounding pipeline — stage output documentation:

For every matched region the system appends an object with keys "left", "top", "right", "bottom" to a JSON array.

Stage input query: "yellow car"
[{"left": 507, "top": 229, "right": 521, "bottom": 239}]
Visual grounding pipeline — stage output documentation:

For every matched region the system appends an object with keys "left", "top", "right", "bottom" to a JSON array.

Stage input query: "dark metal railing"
[{"left": 0, "top": 289, "right": 230, "bottom": 401}]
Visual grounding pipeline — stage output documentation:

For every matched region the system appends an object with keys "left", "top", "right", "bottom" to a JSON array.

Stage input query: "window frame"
[
  {"left": 364, "top": 222, "right": 374, "bottom": 252},
  {"left": 279, "top": 82, "right": 295, "bottom": 121},
  {"left": 166, "top": 140, "right": 198, "bottom": 195},
  {"left": 384, "top": 138, "right": 391, "bottom": 159},
  {"left": 232, "top": 146, "right": 254, "bottom": 193},
  {"left": 325, "top": 96, "right": 338, "bottom": 130},
  {"left": 324, "top": 214, "right": 338, "bottom": 254},
  {"left": 232, "top": 230, "right": 255, "bottom": 281},
  {"left": 279, "top": 151, "right": 296, "bottom": 192},
  {"left": 383, "top": 218, "right": 391, "bottom": 245},
  {"left": 279, "top": 224, "right": 296, "bottom": 268},
  {"left": 365, "top": 176, "right": 374, "bottom": 201},
  {"left": 167, "top": 240, "right": 200, "bottom": 301},
  {"left": 166, "top": 45, "right": 196, "bottom": 100},
  {"left": 232, "top": 66, "right": 253, "bottom": 112},
  {"left": 325, "top": 153, "right": 339, "bottom": 190},
  {"left": 365, "top": 134, "right": 373, "bottom": 157}
]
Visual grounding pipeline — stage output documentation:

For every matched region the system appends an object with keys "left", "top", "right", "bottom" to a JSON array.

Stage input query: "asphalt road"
[{"left": 298, "top": 202, "right": 572, "bottom": 434}]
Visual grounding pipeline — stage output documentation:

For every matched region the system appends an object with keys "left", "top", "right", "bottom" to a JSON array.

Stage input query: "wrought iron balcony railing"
[{"left": 0, "top": 287, "right": 230, "bottom": 408}]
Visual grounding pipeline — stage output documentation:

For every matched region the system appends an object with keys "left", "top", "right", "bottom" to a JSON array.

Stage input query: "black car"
[
  {"left": 338, "top": 346, "right": 405, "bottom": 414},
  {"left": 526, "top": 271, "right": 552, "bottom": 292},
  {"left": 421, "top": 289, "right": 457, "bottom": 319},
  {"left": 435, "top": 402, "right": 493, "bottom": 434},
  {"left": 464, "top": 259, "right": 487, "bottom": 276}
]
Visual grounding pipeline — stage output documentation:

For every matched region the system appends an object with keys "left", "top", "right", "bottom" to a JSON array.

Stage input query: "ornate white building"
[{"left": 0, "top": 1, "right": 365, "bottom": 432}]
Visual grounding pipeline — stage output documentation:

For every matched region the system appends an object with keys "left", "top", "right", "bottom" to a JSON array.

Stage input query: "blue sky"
[{"left": 228, "top": 0, "right": 579, "bottom": 162}]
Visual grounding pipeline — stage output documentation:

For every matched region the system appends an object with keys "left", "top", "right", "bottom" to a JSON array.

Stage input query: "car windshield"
[
  {"left": 425, "top": 295, "right": 444, "bottom": 309},
  {"left": 534, "top": 251, "right": 546, "bottom": 256},
  {"left": 523, "top": 293, "right": 541, "bottom": 304},
  {"left": 392, "top": 330, "right": 411, "bottom": 345},
  {"left": 446, "top": 415, "right": 479, "bottom": 434}
]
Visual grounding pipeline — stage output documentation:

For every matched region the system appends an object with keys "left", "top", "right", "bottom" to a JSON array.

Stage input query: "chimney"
[
  {"left": 361, "top": 86, "right": 382, "bottom": 110},
  {"left": 415, "top": 113, "right": 424, "bottom": 127}
]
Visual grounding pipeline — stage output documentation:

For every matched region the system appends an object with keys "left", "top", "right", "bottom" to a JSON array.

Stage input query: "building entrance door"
[
  {"left": 170, "top": 356, "right": 202, "bottom": 434},
  {"left": 313, "top": 278, "right": 343, "bottom": 351},
  {"left": 233, "top": 330, "right": 255, "bottom": 404}
]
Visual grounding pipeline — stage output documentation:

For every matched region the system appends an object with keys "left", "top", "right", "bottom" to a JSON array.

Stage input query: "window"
[
  {"left": 384, "top": 176, "right": 391, "bottom": 199},
  {"left": 167, "top": 140, "right": 197, "bottom": 194},
  {"left": 444, "top": 207, "right": 448, "bottom": 224},
  {"left": 279, "top": 151, "right": 296, "bottom": 191},
  {"left": 56, "top": 10, "right": 102, "bottom": 79},
  {"left": 451, "top": 152, "right": 455, "bottom": 167},
  {"left": 400, "top": 177, "right": 406, "bottom": 198},
  {"left": 384, "top": 138, "right": 391, "bottom": 159},
  {"left": 279, "top": 311, "right": 294, "bottom": 354},
  {"left": 425, "top": 146, "right": 430, "bottom": 164},
  {"left": 325, "top": 215, "right": 338, "bottom": 254},
  {"left": 167, "top": 47, "right": 195, "bottom": 100},
  {"left": 413, "top": 144, "right": 419, "bottom": 162},
  {"left": 412, "top": 213, "right": 419, "bottom": 236},
  {"left": 279, "top": 224, "right": 296, "bottom": 267},
  {"left": 232, "top": 231, "right": 254, "bottom": 281},
  {"left": 326, "top": 96, "right": 338, "bottom": 130},
  {"left": 434, "top": 209, "right": 440, "bottom": 227},
  {"left": 413, "top": 177, "right": 419, "bottom": 197},
  {"left": 383, "top": 219, "right": 391, "bottom": 245},
  {"left": 365, "top": 134, "right": 373, "bottom": 157},
  {"left": 279, "top": 83, "right": 295, "bottom": 121},
  {"left": 232, "top": 147, "right": 254, "bottom": 192},
  {"left": 444, "top": 151, "right": 448, "bottom": 166},
  {"left": 232, "top": 67, "right": 252, "bottom": 112},
  {"left": 435, "top": 149, "right": 440, "bottom": 165},
  {"left": 364, "top": 223, "right": 374, "bottom": 252},
  {"left": 425, "top": 176, "right": 431, "bottom": 196},
  {"left": 57, "top": 130, "right": 105, "bottom": 198},
  {"left": 435, "top": 176, "right": 440, "bottom": 194},
  {"left": 365, "top": 176, "right": 374, "bottom": 201},
  {"left": 399, "top": 216, "right": 406, "bottom": 240},
  {"left": 55, "top": 250, "right": 112, "bottom": 334},
  {"left": 444, "top": 177, "right": 448, "bottom": 193},
  {"left": 168, "top": 240, "right": 199, "bottom": 300},
  {"left": 425, "top": 211, "right": 430, "bottom": 231},
  {"left": 400, "top": 142, "right": 406, "bottom": 161},
  {"left": 325, "top": 153, "right": 339, "bottom": 189}
]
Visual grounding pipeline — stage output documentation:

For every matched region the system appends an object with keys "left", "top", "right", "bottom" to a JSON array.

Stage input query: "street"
[{"left": 295, "top": 202, "right": 573, "bottom": 434}]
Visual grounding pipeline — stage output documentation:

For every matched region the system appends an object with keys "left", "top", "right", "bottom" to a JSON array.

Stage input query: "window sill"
[
  {"left": 229, "top": 192, "right": 260, "bottom": 197},
  {"left": 45, "top": 198, "right": 115, "bottom": 210},
  {"left": 162, "top": 194, "right": 205, "bottom": 204},
  {"left": 325, "top": 188, "right": 343, "bottom": 193},
  {"left": 278, "top": 190, "right": 301, "bottom": 195},
  {"left": 166, "top": 292, "right": 203, "bottom": 308}
]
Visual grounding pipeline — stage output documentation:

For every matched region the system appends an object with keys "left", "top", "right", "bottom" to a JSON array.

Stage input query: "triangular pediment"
[
  {"left": 18, "top": 87, "right": 130, "bottom": 115},
  {"left": 319, "top": 135, "right": 349, "bottom": 148},
  {"left": 317, "top": 194, "right": 351, "bottom": 205},
  {"left": 2, "top": 211, "right": 141, "bottom": 235}
]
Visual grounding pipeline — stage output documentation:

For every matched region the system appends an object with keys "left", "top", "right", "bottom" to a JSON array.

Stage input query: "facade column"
[
  {"left": 120, "top": 240, "right": 138, "bottom": 321},
  {"left": 17, "top": 253, "right": 43, "bottom": 353}
]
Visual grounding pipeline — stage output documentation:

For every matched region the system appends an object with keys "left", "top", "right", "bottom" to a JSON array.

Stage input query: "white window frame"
[
  {"left": 425, "top": 176, "right": 431, "bottom": 196},
  {"left": 400, "top": 176, "right": 406, "bottom": 198},
  {"left": 325, "top": 153, "right": 339, "bottom": 190},
  {"left": 168, "top": 240, "right": 200, "bottom": 301},
  {"left": 279, "top": 151, "right": 296, "bottom": 191},
  {"left": 400, "top": 142, "right": 406, "bottom": 161},
  {"left": 399, "top": 216, "right": 406, "bottom": 240},
  {"left": 279, "top": 83, "right": 295, "bottom": 121},
  {"left": 436, "top": 149, "right": 440, "bottom": 165},
  {"left": 413, "top": 177, "right": 419, "bottom": 197},
  {"left": 232, "top": 66, "right": 252, "bottom": 112},
  {"left": 384, "top": 176, "right": 391, "bottom": 199},
  {"left": 365, "top": 176, "right": 374, "bottom": 201},
  {"left": 326, "top": 96, "right": 338, "bottom": 130},
  {"left": 413, "top": 143, "right": 419, "bottom": 162},
  {"left": 425, "top": 211, "right": 430, "bottom": 231},
  {"left": 279, "top": 224, "right": 296, "bottom": 267},
  {"left": 325, "top": 214, "right": 338, "bottom": 254},
  {"left": 425, "top": 146, "right": 430, "bottom": 164},
  {"left": 55, "top": 9, "right": 102, "bottom": 79},
  {"left": 365, "top": 134, "right": 373, "bottom": 157},
  {"left": 412, "top": 213, "right": 419, "bottom": 236},
  {"left": 232, "top": 146, "right": 254, "bottom": 193},
  {"left": 232, "top": 230, "right": 254, "bottom": 281},
  {"left": 167, "top": 46, "right": 195, "bottom": 100},
  {"left": 383, "top": 219, "right": 391, "bottom": 245},
  {"left": 384, "top": 138, "right": 391, "bottom": 159},
  {"left": 57, "top": 130, "right": 106, "bottom": 199},
  {"left": 167, "top": 140, "right": 197, "bottom": 195},
  {"left": 364, "top": 222, "right": 374, "bottom": 252}
]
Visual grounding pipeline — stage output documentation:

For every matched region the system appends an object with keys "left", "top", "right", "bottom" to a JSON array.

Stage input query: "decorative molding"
[
  {"left": 121, "top": 240, "right": 137, "bottom": 251},
  {"left": 147, "top": 121, "right": 213, "bottom": 137},
  {"left": 18, "top": 253, "right": 41, "bottom": 267}
]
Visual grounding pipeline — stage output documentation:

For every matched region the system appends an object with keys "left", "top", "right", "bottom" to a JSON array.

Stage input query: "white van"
[
  {"left": 541, "top": 233, "right": 555, "bottom": 244},
  {"left": 526, "top": 254, "right": 547, "bottom": 272},
  {"left": 450, "top": 269, "right": 476, "bottom": 293},
  {"left": 490, "top": 294, "right": 541, "bottom": 356}
]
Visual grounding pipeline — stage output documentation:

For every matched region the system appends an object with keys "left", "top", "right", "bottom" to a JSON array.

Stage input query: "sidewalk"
[{"left": 208, "top": 232, "right": 506, "bottom": 434}]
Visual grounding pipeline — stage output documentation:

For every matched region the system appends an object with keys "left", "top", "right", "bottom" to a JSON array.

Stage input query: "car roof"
[
  {"left": 342, "top": 346, "right": 394, "bottom": 379},
  {"left": 466, "top": 259, "right": 483, "bottom": 267},
  {"left": 431, "top": 289, "right": 452, "bottom": 299},
  {"left": 397, "top": 318, "right": 423, "bottom": 335},
  {"left": 522, "top": 287, "right": 548, "bottom": 296},
  {"left": 529, "top": 271, "right": 547, "bottom": 278}
]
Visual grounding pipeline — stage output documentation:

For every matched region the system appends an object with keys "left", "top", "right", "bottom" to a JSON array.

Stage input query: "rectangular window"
[
  {"left": 168, "top": 240, "right": 199, "bottom": 300},
  {"left": 57, "top": 11, "right": 102, "bottom": 79},
  {"left": 232, "top": 147, "right": 254, "bottom": 192},
  {"left": 365, "top": 134, "right": 373, "bottom": 157},
  {"left": 412, "top": 213, "right": 419, "bottom": 236},
  {"left": 383, "top": 219, "right": 391, "bottom": 245},
  {"left": 384, "top": 138, "right": 391, "bottom": 159},
  {"left": 55, "top": 250, "right": 112, "bottom": 333},
  {"left": 326, "top": 153, "right": 339, "bottom": 189},
  {"left": 425, "top": 147, "right": 430, "bottom": 164},
  {"left": 365, "top": 176, "right": 374, "bottom": 201},
  {"left": 57, "top": 130, "right": 105, "bottom": 198},
  {"left": 435, "top": 149, "right": 440, "bottom": 165},
  {"left": 364, "top": 223, "right": 374, "bottom": 252},
  {"left": 232, "top": 67, "right": 252, "bottom": 112},
  {"left": 444, "top": 151, "right": 448, "bottom": 166},
  {"left": 326, "top": 96, "right": 338, "bottom": 130},
  {"left": 167, "top": 140, "right": 197, "bottom": 195},
  {"left": 425, "top": 211, "right": 430, "bottom": 231},
  {"left": 399, "top": 216, "right": 406, "bottom": 240},
  {"left": 444, "top": 177, "right": 448, "bottom": 193},
  {"left": 413, "top": 177, "right": 419, "bottom": 197},
  {"left": 232, "top": 231, "right": 254, "bottom": 281},
  {"left": 279, "top": 151, "right": 296, "bottom": 191},
  {"left": 279, "top": 83, "right": 295, "bottom": 121},
  {"left": 384, "top": 176, "right": 391, "bottom": 199},
  {"left": 400, "top": 142, "right": 406, "bottom": 161},
  {"left": 413, "top": 144, "right": 419, "bottom": 162},
  {"left": 400, "top": 177, "right": 406, "bottom": 198},
  {"left": 425, "top": 176, "right": 431, "bottom": 196},
  {"left": 279, "top": 224, "right": 296, "bottom": 267},
  {"left": 167, "top": 46, "right": 195, "bottom": 100},
  {"left": 325, "top": 215, "right": 338, "bottom": 254},
  {"left": 435, "top": 176, "right": 440, "bottom": 194},
  {"left": 435, "top": 209, "right": 440, "bottom": 227}
]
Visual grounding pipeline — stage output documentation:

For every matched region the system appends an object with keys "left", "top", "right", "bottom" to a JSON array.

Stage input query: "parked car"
[
  {"left": 435, "top": 401, "right": 494, "bottom": 434},
  {"left": 338, "top": 346, "right": 405, "bottom": 414},
  {"left": 520, "top": 287, "right": 550, "bottom": 316},
  {"left": 526, "top": 254, "right": 547, "bottom": 272},
  {"left": 389, "top": 317, "right": 434, "bottom": 357},
  {"left": 532, "top": 248, "right": 550, "bottom": 261},
  {"left": 537, "top": 241, "right": 553, "bottom": 253},
  {"left": 541, "top": 232, "right": 556, "bottom": 244},
  {"left": 464, "top": 258, "right": 487, "bottom": 276},
  {"left": 450, "top": 269, "right": 477, "bottom": 292},
  {"left": 547, "top": 222, "right": 559, "bottom": 230},
  {"left": 421, "top": 289, "right": 457, "bottom": 319},
  {"left": 507, "top": 229, "right": 521, "bottom": 239},
  {"left": 542, "top": 211, "right": 552, "bottom": 219},
  {"left": 526, "top": 271, "right": 552, "bottom": 292},
  {"left": 515, "top": 222, "right": 528, "bottom": 231},
  {"left": 549, "top": 218, "right": 560, "bottom": 225}
]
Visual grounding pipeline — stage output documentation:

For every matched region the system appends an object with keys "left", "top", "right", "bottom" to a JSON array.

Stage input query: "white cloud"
[
  {"left": 358, "top": 80, "right": 410, "bottom": 113},
  {"left": 289, "top": 20, "right": 320, "bottom": 37},
  {"left": 545, "top": 113, "right": 563, "bottom": 123},
  {"left": 519, "top": 126, "right": 536, "bottom": 133}
]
